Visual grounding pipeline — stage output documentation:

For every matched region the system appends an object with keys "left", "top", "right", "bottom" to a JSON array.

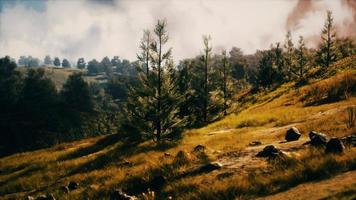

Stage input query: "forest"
[{"left": 0, "top": 11, "right": 354, "bottom": 156}]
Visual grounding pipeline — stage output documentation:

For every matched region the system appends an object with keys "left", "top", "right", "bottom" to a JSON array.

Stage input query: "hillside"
[
  {"left": 1, "top": 56, "right": 355, "bottom": 200},
  {"left": 16, "top": 67, "right": 108, "bottom": 89}
]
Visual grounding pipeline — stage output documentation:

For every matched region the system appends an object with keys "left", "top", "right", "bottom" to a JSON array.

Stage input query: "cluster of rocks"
[{"left": 256, "top": 127, "right": 352, "bottom": 158}]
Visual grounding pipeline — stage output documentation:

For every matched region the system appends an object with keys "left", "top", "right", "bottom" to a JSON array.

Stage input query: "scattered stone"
[
  {"left": 68, "top": 181, "right": 79, "bottom": 191},
  {"left": 198, "top": 162, "right": 223, "bottom": 173},
  {"left": 173, "top": 150, "right": 191, "bottom": 166},
  {"left": 341, "top": 135, "right": 356, "bottom": 147},
  {"left": 150, "top": 175, "right": 166, "bottom": 190},
  {"left": 193, "top": 144, "right": 206, "bottom": 153},
  {"left": 309, "top": 131, "right": 328, "bottom": 147},
  {"left": 249, "top": 141, "right": 262, "bottom": 146},
  {"left": 110, "top": 190, "right": 137, "bottom": 200},
  {"left": 325, "top": 138, "right": 345, "bottom": 153},
  {"left": 256, "top": 145, "right": 281, "bottom": 158},
  {"left": 24, "top": 196, "right": 35, "bottom": 200},
  {"left": 164, "top": 152, "right": 172, "bottom": 157},
  {"left": 285, "top": 127, "right": 301, "bottom": 141}
]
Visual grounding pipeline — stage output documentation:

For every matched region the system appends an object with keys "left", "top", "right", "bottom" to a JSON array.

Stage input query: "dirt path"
[{"left": 255, "top": 170, "right": 356, "bottom": 200}]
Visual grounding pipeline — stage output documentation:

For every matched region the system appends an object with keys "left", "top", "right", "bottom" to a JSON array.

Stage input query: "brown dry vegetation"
[{"left": 1, "top": 57, "right": 356, "bottom": 200}]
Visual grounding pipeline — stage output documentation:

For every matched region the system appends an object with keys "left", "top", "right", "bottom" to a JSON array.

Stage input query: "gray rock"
[
  {"left": 285, "top": 127, "right": 301, "bottom": 141},
  {"left": 309, "top": 131, "right": 328, "bottom": 146},
  {"left": 256, "top": 145, "right": 281, "bottom": 158},
  {"left": 68, "top": 181, "right": 79, "bottom": 191},
  {"left": 198, "top": 162, "right": 223, "bottom": 172},
  {"left": 325, "top": 137, "right": 345, "bottom": 153}
]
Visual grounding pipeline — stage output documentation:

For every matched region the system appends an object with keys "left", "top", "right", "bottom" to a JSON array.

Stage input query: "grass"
[{"left": 1, "top": 57, "right": 356, "bottom": 199}]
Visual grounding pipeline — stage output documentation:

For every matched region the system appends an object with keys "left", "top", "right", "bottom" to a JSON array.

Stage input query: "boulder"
[
  {"left": 110, "top": 190, "right": 137, "bottom": 200},
  {"left": 309, "top": 131, "right": 328, "bottom": 146},
  {"left": 325, "top": 138, "right": 345, "bottom": 153},
  {"left": 198, "top": 162, "right": 223, "bottom": 173},
  {"left": 68, "top": 181, "right": 79, "bottom": 191},
  {"left": 164, "top": 152, "right": 172, "bottom": 157},
  {"left": 256, "top": 145, "right": 281, "bottom": 158},
  {"left": 285, "top": 127, "right": 301, "bottom": 141},
  {"left": 193, "top": 144, "right": 206, "bottom": 153},
  {"left": 149, "top": 175, "right": 166, "bottom": 190}
]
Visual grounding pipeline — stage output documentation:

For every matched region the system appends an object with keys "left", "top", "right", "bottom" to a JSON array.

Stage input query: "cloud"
[{"left": 0, "top": 0, "right": 354, "bottom": 63}]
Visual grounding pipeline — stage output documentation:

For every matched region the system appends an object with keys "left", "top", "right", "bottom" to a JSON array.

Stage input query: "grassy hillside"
[
  {"left": 16, "top": 67, "right": 107, "bottom": 89},
  {"left": 1, "top": 56, "right": 356, "bottom": 200}
]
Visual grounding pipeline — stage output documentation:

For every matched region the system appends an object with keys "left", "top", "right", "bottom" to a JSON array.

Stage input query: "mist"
[{"left": 0, "top": 0, "right": 354, "bottom": 62}]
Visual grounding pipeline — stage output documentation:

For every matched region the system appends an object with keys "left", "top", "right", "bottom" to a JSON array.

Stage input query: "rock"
[
  {"left": 68, "top": 181, "right": 79, "bottom": 191},
  {"left": 285, "top": 127, "right": 301, "bottom": 141},
  {"left": 24, "top": 196, "right": 35, "bottom": 200},
  {"left": 325, "top": 138, "right": 345, "bottom": 153},
  {"left": 198, "top": 162, "right": 223, "bottom": 173},
  {"left": 341, "top": 135, "right": 356, "bottom": 147},
  {"left": 249, "top": 141, "right": 262, "bottom": 146},
  {"left": 193, "top": 144, "right": 206, "bottom": 152},
  {"left": 309, "top": 131, "right": 328, "bottom": 147},
  {"left": 256, "top": 145, "right": 281, "bottom": 158},
  {"left": 150, "top": 175, "right": 166, "bottom": 190},
  {"left": 173, "top": 150, "right": 191, "bottom": 166},
  {"left": 110, "top": 190, "right": 137, "bottom": 200}
]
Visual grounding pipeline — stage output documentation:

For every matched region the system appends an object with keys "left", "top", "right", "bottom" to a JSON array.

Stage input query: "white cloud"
[{"left": 0, "top": 0, "right": 354, "bottom": 63}]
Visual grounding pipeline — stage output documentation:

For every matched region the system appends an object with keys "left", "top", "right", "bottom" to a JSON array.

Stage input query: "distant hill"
[{"left": 16, "top": 66, "right": 108, "bottom": 89}]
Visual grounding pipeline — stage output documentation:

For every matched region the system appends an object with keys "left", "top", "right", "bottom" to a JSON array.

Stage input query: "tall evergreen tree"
[
  {"left": 137, "top": 30, "right": 152, "bottom": 75},
  {"left": 202, "top": 35, "right": 212, "bottom": 122},
  {"left": 295, "top": 36, "right": 308, "bottom": 80},
  {"left": 220, "top": 50, "right": 231, "bottom": 116},
  {"left": 316, "top": 10, "right": 337, "bottom": 69},
  {"left": 284, "top": 31, "right": 295, "bottom": 80},
  {"left": 124, "top": 20, "right": 184, "bottom": 142}
]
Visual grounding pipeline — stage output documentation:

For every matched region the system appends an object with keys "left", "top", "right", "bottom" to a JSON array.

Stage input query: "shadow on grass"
[
  {"left": 0, "top": 165, "right": 43, "bottom": 195},
  {"left": 57, "top": 134, "right": 121, "bottom": 161},
  {"left": 68, "top": 140, "right": 178, "bottom": 176}
]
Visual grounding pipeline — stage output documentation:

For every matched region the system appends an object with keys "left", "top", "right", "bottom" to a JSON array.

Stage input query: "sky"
[{"left": 0, "top": 0, "right": 355, "bottom": 63}]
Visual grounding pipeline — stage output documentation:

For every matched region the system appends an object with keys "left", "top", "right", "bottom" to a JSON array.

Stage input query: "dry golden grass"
[{"left": 2, "top": 60, "right": 356, "bottom": 199}]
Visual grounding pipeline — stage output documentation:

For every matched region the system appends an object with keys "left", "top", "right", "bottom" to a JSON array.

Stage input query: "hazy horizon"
[{"left": 0, "top": 0, "right": 355, "bottom": 63}]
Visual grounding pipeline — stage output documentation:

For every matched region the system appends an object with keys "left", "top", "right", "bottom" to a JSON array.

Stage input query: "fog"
[{"left": 0, "top": 0, "right": 354, "bottom": 62}]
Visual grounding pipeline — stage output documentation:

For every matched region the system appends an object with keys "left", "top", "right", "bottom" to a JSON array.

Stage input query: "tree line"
[{"left": 0, "top": 11, "right": 355, "bottom": 155}]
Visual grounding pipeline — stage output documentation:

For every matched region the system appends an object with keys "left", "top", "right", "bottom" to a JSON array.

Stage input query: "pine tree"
[
  {"left": 124, "top": 20, "right": 184, "bottom": 142},
  {"left": 137, "top": 30, "right": 152, "bottom": 75},
  {"left": 220, "top": 50, "right": 231, "bottom": 116},
  {"left": 284, "top": 31, "right": 295, "bottom": 80},
  {"left": 316, "top": 10, "right": 337, "bottom": 69},
  {"left": 202, "top": 35, "right": 212, "bottom": 122},
  {"left": 295, "top": 36, "right": 308, "bottom": 80}
]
